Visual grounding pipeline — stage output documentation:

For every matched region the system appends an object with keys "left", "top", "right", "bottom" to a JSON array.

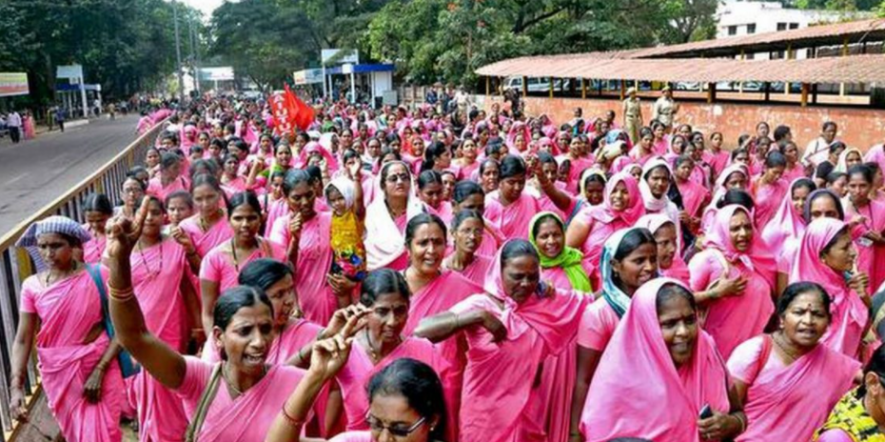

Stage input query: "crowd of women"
[{"left": 9, "top": 94, "right": 885, "bottom": 442}]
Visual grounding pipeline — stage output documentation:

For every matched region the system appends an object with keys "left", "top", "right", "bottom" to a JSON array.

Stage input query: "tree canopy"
[{"left": 1, "top": 0, "right": 203, "bottom": 108}]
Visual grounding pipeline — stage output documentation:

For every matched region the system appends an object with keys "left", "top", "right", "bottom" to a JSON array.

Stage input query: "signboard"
[
  {"left": 0, "top": 72, "right": 29, "bottom": 97},
  {"left": 199, "top": 67, "right": 235, "bottom": 81},
  {"left": 342, "top": 63, "right": 354, "bottom": 75},
  {"left": 293, "top": 69, "right": 323, "bottom": 85},
  {"left": 321, "top": 49, "right": 359, "bottom": 65},
  {"left": 56, "top": 64, "right": 84, "bottom": 80}
]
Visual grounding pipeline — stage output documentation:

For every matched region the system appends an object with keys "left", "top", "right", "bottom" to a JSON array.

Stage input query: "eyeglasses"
[
  {"left": 386, "top": 174, "right": 410, "bottom": 184},
  {"left": 366, "top": 414, "right": 427, "bottom": 437}
]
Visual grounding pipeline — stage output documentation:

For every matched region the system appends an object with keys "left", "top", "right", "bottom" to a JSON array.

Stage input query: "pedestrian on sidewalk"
[
  {"left": 55, "top": 107, "right": 66, "bottom": 132},
  {"left": 22, "top": 110, "right": 35, "bottom": 140},
  {"left": 7, "top": 110, "right": 22, "bottom": 143}
]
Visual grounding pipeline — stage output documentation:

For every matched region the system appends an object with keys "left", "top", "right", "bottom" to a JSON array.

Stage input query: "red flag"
[
  {"left": 284, "top": 84, "right": 315, "bottom": 131},
  {"left": 269, "top": 92, "right": 296, "bottom": 137}
]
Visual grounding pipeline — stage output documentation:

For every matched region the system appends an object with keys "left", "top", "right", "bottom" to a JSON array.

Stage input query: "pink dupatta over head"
[{"left": 580, "top": 278, "right": 730, "bottom": 442}]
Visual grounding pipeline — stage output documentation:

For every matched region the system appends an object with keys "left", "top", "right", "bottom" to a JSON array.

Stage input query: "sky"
[{"left": 179, "top": 0, "right": 225, "bottom": 20}]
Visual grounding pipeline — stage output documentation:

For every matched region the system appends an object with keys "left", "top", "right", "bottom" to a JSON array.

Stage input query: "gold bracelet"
[
  {"left": 108, "top": 286, "right": 135, "bottom": 301},
  {"left": 735, "top": 412, "right": 747, "bottom": 433}
]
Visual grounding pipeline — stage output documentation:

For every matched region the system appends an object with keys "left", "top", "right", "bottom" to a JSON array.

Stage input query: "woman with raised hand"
[
  {"left": 580, "top": 278, "right": 745, "bottom": 442},
  {"left": 416, "top": 239, "right": 587, "bottom": 442},
  {"left": 104, "top": 209, "right": 359, "bottom": 441},
  {"left": 728, "top": 282, "right": 860, "bottom": 441},
  {"left": 10, "top": 217, "right": 126, "bottom": 442}
]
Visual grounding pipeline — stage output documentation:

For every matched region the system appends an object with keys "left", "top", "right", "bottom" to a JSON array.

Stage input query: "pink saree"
[
  {"left": 844, "top": 198, "right": 885, "bottom": 292},
  {"left": 129, "top": 239, "right": 190, "bottom": 441},
  {"left": 689, "top": 205, "right": 776, "bottom": 359},
  {"left": 447, "top": 254, "right": 494, "bottom": 287},
  {"left": 336, "top": 338, "right": 453, "bottom": 434},
  {"left": 179, "top": 215, "right": 234, "bottom": 258},
  {"left": 484, "top": 191, "right": 542, "bottom": 241},
  {"left": 751, "top": 176, "right": 789, "bottom": 227},
  {"left": 791, "top": 218, "right": 869, "bottom": 357},
  {"left": 20, "top": 270, "right": 125, "bottom": 442},
  {"left": 727, "top": 336, "right": 860, "bottom": 442},
  {"left": 177, "top": 358, "right": 306, "bottom": 441},
  {"left": 270, "top": 212, "right": 337, "bottom": 325},
  {"left": 573, "top": 172, "right": 645, "bottom": 286},
  {"left": 200, "top": 238, "right": 286, "bottom": 294},
  {"left": 580, "top": 278, "right": 731, "bottom": 442},
  {"left": 450, "top": 245, "right": 587, "bottom": 442},
  {"left": 761, "top": 178, "right": 807, "bottom": 255}
]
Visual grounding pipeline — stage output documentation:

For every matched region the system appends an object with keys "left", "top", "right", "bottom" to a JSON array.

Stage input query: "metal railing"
[{"left": 0, "top": 119, "right": 167, "bottom": 441}]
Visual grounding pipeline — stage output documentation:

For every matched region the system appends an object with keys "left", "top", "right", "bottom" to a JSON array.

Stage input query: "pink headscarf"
[
  {"left": 586, "top": 172, "right": 645, "bottom": 225},
  {"left": 760, "top": 178, "right": 810, "bottom": 252},
  {"left": 790, "top": 217, "right": 868, "bottom": 356},
  {"left": 295, "top": 141, "right": 339, "bottom": 172},
  {"left": 580, "top": 278, "right": 730, "bottom": 441},
  {"left": 505, "top": 122, "right": 531, "bottom": 152},
  {"left": 634, "top": 214, "right": 690, "bottom": 284},
  {"left": 705, "top": 205, "right": 777, "bottom": 284},
  {"left": 483, "top": 241, "right": 588, "bottom": 347}
]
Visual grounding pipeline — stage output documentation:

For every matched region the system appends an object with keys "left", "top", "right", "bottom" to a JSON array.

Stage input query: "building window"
[
  {"left": 789, "top": 23, "right": 799, "bottom": 29},
  {"left": 728, "top": 25, "right": 737, "bottom": 36},
  {"left": 747, "top": 24, "right": 756, "bottom": 34},
  {"left": 777, "top": 23, "right": 786, "bottom": 31}
]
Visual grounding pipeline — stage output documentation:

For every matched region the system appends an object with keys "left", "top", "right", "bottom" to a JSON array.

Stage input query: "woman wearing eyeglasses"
[
  {"left": 266, "top": 358, "right": 448, "bottom": 442},
  {"left": 365, "top": 161, "right": 425, "bottom": 271}
]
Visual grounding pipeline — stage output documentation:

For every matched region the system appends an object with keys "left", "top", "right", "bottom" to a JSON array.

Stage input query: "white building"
[{"left": 715, "top": 1, "right": 864, "bottom": 59}]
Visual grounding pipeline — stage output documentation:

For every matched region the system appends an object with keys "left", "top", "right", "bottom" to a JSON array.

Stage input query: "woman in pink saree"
[
  {"left": 689, "top": 205, "right": 777, "bottom": 360},
  {"left": 415, "top": 239, "right": 587, "bottom": 442},
  {"left": 750, "top": 150, "right": 789, "bottom": 227},
  {"left": 566, "top": 171, "right": 645, "bottom": 287},
  {"left": 200, "top": 192, "right": 285, "bottom": 335},
  {"left": 443, "top": 210, "right": 495, "bottom": 286},
  {"left": 728, "top": 282, "right": 860, "bottom": 442},
  {"left": 128, "top": 197, "right": 199, "bottom": 442},
  {"left": 628, "top": 127, "right": 656, "bottom": 167},
  {"left": 703, "top": 132, "right": 730, "bottom": 178},
  {"left": 560, "top": 136, "right": 595, "bottom": 194},
  {"left": 791, "top": 218, "right": 870, "bottom": 357},
  {"left": 271, "top": 359, "right": 448, "bottom": 442},
  {"left": 147, "top": 153, "right": 189, "bottom": 202},
  {"left": 673, "top": 156, "right": 710, "bottom": 225},
  {"left": 451, "top": 181, "right": 503, "bottom": 258},
  {"left": 179, "top": 175, "right": 234, "bottom": 257},
  {"left": 82, "top": 193, "right": 113, "bottom": 263},
  {"left": 842, "top": 165, "right": 885, "bottom": 293},
  {"left": 485, "top": 155, "right": 572, "bottom": 241},
  {"left": 333, "top": 269, "right": 454, "bottom": 440},
  {"left": 569, "top": 227, "right": 658, "bottom": 439},
  {"left": 11, "top": 217, "right": 125, "bottom": 442},
  {"left": 269, "top": 169, "right": 346, "bottom": 326},
  {"left": 365, "top": 161, "right": 426, "bottom": 271},
  {"left": 105, "top": 211, "right": 357, "bottom": 442},
  {"left": 635, "top": 214, "right": 691, "bottom": 284},
  {"left": 528, "top": 212, "right": 592, "bottom": 442},
  {"left": 760, "top": 178, "right": 816, "bottom": 292},
  {"left": 580, "top": 278, "right": 745, "bottom": 442}
]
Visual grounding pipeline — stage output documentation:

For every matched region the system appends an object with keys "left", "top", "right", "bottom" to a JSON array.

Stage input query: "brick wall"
[{"left": 478, "top": 95, "right": 885, "bottom": 152}]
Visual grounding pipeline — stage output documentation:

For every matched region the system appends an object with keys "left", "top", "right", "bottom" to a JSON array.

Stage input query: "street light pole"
[
  {"left": 172, "top": 0, "right": 185, "bottom": 104},
  {"left": 189, "top": 15, "right": 201, "bottom": 95}
]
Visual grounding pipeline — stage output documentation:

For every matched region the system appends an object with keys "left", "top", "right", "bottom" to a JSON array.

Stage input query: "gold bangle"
[{"left": 109, "top": 286, "right": 135, "bottom": 301}]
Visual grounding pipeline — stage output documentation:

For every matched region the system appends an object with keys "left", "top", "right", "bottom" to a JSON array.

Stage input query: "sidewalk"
[{"left": 0, "top": 118, "right": 93, "bottom": 147}]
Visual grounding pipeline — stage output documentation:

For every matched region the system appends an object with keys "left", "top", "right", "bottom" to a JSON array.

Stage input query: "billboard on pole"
[
  {"left": 199, "top": 67, "right": 235, "bottom": 81},
  {"left": 0, "top": 73, "right": 29, "bottom": 97},
  {"left": 321, "top": 49, "right": 359, "bottom": 65},
  {"left": 56, "top": 64, "right": 84, "bottom": 80},
  {"left": 293, "top": 69, "right": 323, "bottom": 85}
]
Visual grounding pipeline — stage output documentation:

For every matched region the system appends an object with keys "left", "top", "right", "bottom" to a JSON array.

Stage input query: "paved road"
[{"left": 0, "top": 114, "right": 141, "bottom": 234}]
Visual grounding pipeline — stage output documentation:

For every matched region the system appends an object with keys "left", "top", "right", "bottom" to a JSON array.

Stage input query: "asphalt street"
[{"left": 0, "top": 114, "right": 141, "bottom": 234}]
